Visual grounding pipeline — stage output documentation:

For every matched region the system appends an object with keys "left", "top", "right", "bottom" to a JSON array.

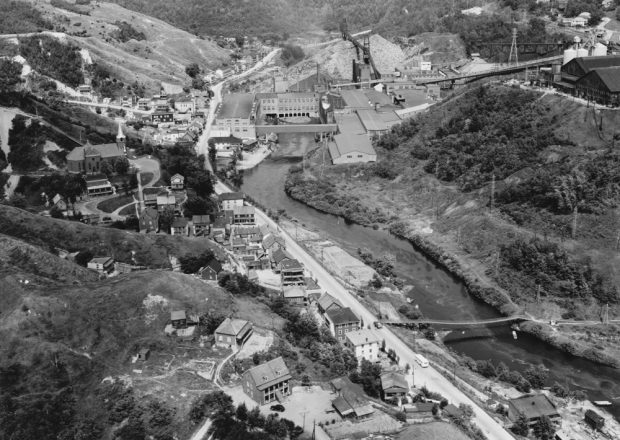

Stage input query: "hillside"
[
  {"left": 286, "top": 85, "right": 620, "bottom": 367},
  {"left": 11, "top": 0, "right": 230, "bottom": 90},
  {"left": 0, "top": 204, "right": 222, "bottom": 268},
  {"left": 0, "top": 266, "right": 235, "bottom": 439}
]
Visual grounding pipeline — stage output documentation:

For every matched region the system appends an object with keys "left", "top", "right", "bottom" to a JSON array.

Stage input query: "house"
[
  {"left": 51, "top": 194, "right": 67, "bottom": 212},
  {"left": 305, "top": 278, "right": 322, "bottom": 298},
  {"left": 170, "top": 217, "right": 189, "bottom": 236},
  {"left": 170, "top": 310, "right": 187, "bottom": 329},
  {"left": 199, "top": 259, "right": 223, "bottom": 281},
  {"left": 585, "top": 409, "right": 605, "bottom": 430},
  {"left": 214, "top": 318, "right": 254, "bottom": 349},
  {"left": 87, "top": 257, "right": 115, "bottom": 274},
  {"left": 317, "top": 292, "right": 342, "bottom": 315},
  {"left": 85, "top": 174, "right": 114, "bottom": 196},
  {"left": 325, "top": 307, "right": 361, "bottom": 342},
  {"left": 242, "top": 357, "right": 292, "bottom": 404},
  {"left": 328, "top": 133, "right": 377, "bottom": 165},
  {"left": 403, "top": 402, "right": 435, "bottom": 420},
  {"left": 271, "top": 248, "right": 293, "bottom": 272},
  {"left": 192, "top": 215, "right": 211, "bottom": 236},
  {"left": 211, "top": 217, "right": 229, "bottom": 242},
  {"left": 346, "top": 329, "right": 381, "bottom": 363},
  {"left": 66, "top": 130, "right": 125, "bottom": 174},
  {"left": 262, "top": 233, "right": 286, "bottom": 252},
  {"left": 174, "top": 97, "right": 195, "bottom": 114},
  {"left": 507, "top": 394, "right": 560, "bottom": 426},
  {"left": 282, "top": 286, "right": 308, "bottom": 306},
  {"left": 170, "top": 173, "right": 185, "bottom": 190},
  {"left": 151, "top": 111, "right": 174, "bottom": 124},
  {"left": 157, "top": 193, "right": 176, "bottom": 212},
  {"left": 139, "top": 208, "right": 159, "bottom": 233},
  {"left": 232, "top": 205, "right": 255, "bottom": 225},
  {"left": 330, "top": 377, "right": 375, "bottom": 419},
  {"left": 219, "top": 192, "right": 245, "bottom": 211},
  {"left": 280, "top": 259, "right": 305, "bottom": 286},
  {"left": 142, "top": 187, "right": 161, "bottom": 207},
  {"left": 380, "top": 371, "right": 409, "bottom": 402}
]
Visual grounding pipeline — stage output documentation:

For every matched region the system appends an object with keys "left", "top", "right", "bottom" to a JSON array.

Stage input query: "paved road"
[{"left": 213, "top": 183, "right": 514, "bottom": 440}]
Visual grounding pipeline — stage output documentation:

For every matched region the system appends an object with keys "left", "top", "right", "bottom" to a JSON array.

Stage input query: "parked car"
[
  {"left": 270, "top": 404, "right": 285, "bottom": 412},
  {"left": 374, "top": 321, "right": 383, "bottom": 329}
]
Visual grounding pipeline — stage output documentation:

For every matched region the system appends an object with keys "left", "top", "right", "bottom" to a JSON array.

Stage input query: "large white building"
[
  {"left": 345, "top": 329, "right": 381, "bottom": 363},
  {"left": 328, "top": 133, "right": 377, "bottom": 165},
  {"left": 258, "top": 92, "right": 320, "bottom": 118},
  {"left": 214, "top": 93, "right": 257, "bottom": 139}
]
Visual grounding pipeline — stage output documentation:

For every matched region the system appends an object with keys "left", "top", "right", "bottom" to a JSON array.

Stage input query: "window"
[
  {"left": 358, "top": 155, "right": 363, "bottom": 158},
  {"left": 347, "top": 155, "right": 352, "bottom": 158}
]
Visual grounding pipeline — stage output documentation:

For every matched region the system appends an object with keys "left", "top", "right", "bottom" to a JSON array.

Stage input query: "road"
[
  {"left": 64, "top": 100, "right": 153, "bottom": 116},
  {"left": 195, "top": 48, "right": 282, "bottom": 173},
  {"left": 213, "top": 184, "right": 514, "bottom": 440}
]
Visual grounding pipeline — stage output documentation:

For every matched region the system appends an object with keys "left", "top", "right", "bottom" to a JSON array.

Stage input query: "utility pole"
[
  {"left": 602, "top": 303, "right": 609, "bottom": 324},
  {"left": 490, "top": 174, "right": 495, "bottom": 211},
  {"left": 508, "top": 28, "right": 519, "bottom": 66}
]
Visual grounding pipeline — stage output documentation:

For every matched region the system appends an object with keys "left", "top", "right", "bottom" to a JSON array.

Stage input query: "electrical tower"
[{"left": 508, "top": 28, "right": 519, "bottom": 66}]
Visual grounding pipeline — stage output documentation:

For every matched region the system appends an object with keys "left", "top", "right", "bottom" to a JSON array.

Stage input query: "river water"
[{"left": 240, "top": 133, "right": 620, "bottom": 421}]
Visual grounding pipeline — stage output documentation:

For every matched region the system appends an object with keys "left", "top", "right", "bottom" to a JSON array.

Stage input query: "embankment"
[{"left": 285, "top": 177, "right": 620, "bottom": 369}]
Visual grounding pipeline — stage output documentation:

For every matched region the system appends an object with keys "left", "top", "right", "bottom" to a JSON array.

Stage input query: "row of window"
[{"left": 346, "top": 154, "right": 365, "bottom": 158}]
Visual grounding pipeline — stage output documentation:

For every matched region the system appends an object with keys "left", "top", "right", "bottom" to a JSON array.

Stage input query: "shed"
[
  {"left": 585, "top": 409, "right": 605, "bottom": 430},
  {"left": 137, "top": 348, "right": 150, "bottom": 361}
]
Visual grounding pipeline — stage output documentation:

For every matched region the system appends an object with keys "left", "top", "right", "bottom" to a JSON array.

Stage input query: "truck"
[{"left": 415, "top": 354, "right": 429, "bottom": 368}]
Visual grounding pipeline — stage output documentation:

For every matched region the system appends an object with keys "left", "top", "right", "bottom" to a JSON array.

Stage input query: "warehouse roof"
[
  {"left": 572, "top": 55, "right": 620, "bottom": 74},
  {"left": 218, "top": 93, "right": 254, "bottom": 119},
  {"left": 508, "top": 394, "right": 559, "bottom": 422},
  {"left": 578, "top": 66, "right": 620, "bottom": 93},
  {"left": 328, "top": 133, "right": 377, "bottom": 160}
]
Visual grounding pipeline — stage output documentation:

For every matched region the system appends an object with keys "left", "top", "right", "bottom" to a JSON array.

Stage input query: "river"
[{"left": 240, "top": 133, "right": 620, "bottom": 421}]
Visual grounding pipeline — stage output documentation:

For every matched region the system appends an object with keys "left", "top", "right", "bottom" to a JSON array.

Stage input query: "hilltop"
[
  {"left": 286, "top": 85, "right": 620, "bottom": 367},
  {"left": 0, "top": 204, "right": 222, "bottom": 268},
  {"left": 7, "top": 0, "right": 230, "bottom": 90}
]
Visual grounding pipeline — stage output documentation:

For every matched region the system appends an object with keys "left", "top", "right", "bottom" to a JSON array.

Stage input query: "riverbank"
[
  {"left": 236, "top": 143, "right": 273, "bottom": 170},
  {"left": 284, "top": 165, "right": 620, "bottom": 369}
]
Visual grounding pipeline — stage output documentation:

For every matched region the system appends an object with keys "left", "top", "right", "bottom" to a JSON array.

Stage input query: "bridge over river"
[{"left": 382, "top": 315, "right": 529, "bottom": 329}]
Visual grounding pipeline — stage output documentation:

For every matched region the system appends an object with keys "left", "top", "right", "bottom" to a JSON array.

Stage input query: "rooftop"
[
  {"left": 570, "top": 55, "right": 620, "bottom": 74},
  {"left": 380, "top": 371, "right": 409, "bottom": 391},
  {"left": 171, "top": 217, "right": 189, "bottom": 228},
  {"left": 67, "top": 143, "right": 123, "bottom": 161},
  {"left": 219, "top": 192, "right": 245, "bottom": 201},
  {"left": 89, "top": 257, "right": 113, "bottom": 265},
  {"left": 282, "top": 286, "right": 307, "bottom": 298},
  {"left": 215, "top": 317, "right": 252, "bottom": 337},
  {"left": 280, "top": 258, "right": 303, "bottom": 271},
  {"left": 508, "top": 394, "right": 559, "bottom": 422},
  {"left": 356, "top": 109, "right": 400, "bottom": 132},
  {"left": 217, "top": 93, "right": 254, "bottom": 119},
  {"left": 341, "top": 90, "right": 371, "bottom": 108},
  {"left": 345, "top": 329, "right": 381, "bottom": 346},
  {"left": 233, "top": 205, "right": 255, "bottom": 215},
  {"left": 171, "top": 310, "right": 186, "bottom": 321},
  {"left": 326, "top": 307, "right": 359, "bottom": 325},
  {"left": 245, "top": 357, "right": 291, "bottom": 390},
  {"left": 317, "top": 292, "right": 342, "bottom": 311},
  {"left": 329, "top": 133, "right": 377, "bottom": 160},
  {"left": 579, "top": 66, "right": 620, "bottom": 92},
  {"left": 192, "top": 215, "right": 211, "bottom": 225}
]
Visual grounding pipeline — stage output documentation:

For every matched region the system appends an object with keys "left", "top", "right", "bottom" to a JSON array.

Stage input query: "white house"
[
  {"left": 345, "top": 329, "right": 381, "bottom": 363},
  {"left": 219, "top": 192, "right": 245, "bottom": 211}
]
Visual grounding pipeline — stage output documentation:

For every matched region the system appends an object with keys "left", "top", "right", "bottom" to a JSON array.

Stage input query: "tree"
[
  {"left": 158, "top": 206, "right": 175, "bottom": 233},
  {"left": 184, "top": 195, "right": 216, "bottom": 216},
  {"left": 114, "top": 156, "right": 130, "bottom": 175},
  {"left": 512, "top": 413, "right": 529, "bottom": 436},
  {"left": 74, "top": 250, "right": 93, "bottom": 267},
  {"left": 235, "top": 403, "right": 248, "bottom": 422},
  {"left": 535, "top": 415, "right": 555, "bottom": 440},
  {"left": 188, "top": 172, "right": 214, "bottom": 198},
  {"left": 246, "top": 406, "right": 265, "bottom": 430},
  {"left": 523, "top": 364, "right": 548, "bottom": 389},
  {"left": 588, "top": 10, "right": 603, "bottom": 26},
  {"left": 208, "top": 138, "right": 217, "bottom": 171},
  {"left": 554, "top": 170, "right": 588, "bottom": 238},
  {"left": 99, "top": 159, "right": 114, "bottom": 176},
  {"left": 0, "top": 59, "right": 23, "bottom": 92},
  {"left": 192, "top": 77, "right": 205, "bottom": 90},
  {"left": 185, "top": 63, "right": 200, "bottom": 78}
]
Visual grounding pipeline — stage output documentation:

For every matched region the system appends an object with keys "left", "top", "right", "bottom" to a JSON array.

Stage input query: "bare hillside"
[{"left": 23, "top": 0, "right": 230, "bottom": 89}]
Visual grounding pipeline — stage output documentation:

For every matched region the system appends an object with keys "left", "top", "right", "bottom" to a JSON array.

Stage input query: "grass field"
[
  {"left": 97, "top": 194, "right": 135, "bottom": 213},
  {"left": 119, "top": 204, "right": 137, "bottom": 216},
  {"left": 396, "top": 422, "right": 470, "bottom": 440},
  {"left": 140, "top": 172, "right": 154, "bottom": 186}
]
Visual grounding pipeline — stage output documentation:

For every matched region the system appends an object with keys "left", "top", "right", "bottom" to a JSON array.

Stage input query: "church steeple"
[{"left": 116, "top": 122, "right": 126, "bottom": 153}]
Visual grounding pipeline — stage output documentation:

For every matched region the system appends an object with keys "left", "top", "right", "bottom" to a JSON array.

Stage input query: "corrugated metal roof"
[{"left": 581, "top": 66, "right": 620, "bottom": 92}]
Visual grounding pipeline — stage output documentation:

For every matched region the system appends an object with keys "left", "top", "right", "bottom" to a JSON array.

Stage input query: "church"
[{"left": 66, "top": 124, "right": 126, "bottom": 174}]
